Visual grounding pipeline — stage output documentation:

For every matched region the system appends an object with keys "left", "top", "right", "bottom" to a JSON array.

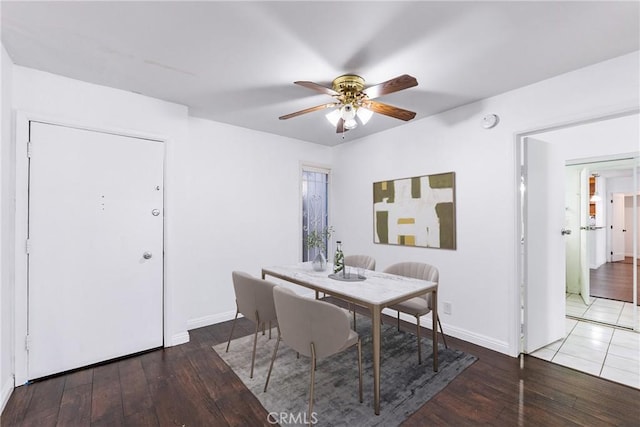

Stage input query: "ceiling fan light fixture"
[
  {"left": 341, "top": 104, "right": 356, "bottom": 120},
  {"left": 344, "top": 118, "right": 358, "bottom": 129},
  {"left": 357, "top": 107, "right": 373, "bottom": 125},
  {"left": 325, "top": 109, "right": 341, "bottom": 127}
]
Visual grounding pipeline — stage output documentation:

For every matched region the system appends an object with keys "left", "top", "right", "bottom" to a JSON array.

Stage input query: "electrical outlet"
[{"left": 443, "top": 302, "right": 452, "bottom": 315}]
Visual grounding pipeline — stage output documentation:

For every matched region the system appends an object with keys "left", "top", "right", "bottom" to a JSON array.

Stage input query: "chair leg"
[
  {"left": 263, "top": 332, "right": 281, "bottom": 392},
  {"left": 357, "top": 338, "right": 363, "bottom": 403},
  {"left": 309, "top": 342, "right": 316, "bottom": 423},
  {"left": 250, "top": 312, "right": 261, "bottom": 379},
  {"left": 437, "top": 315, "right": 448, "bottom": 349},
  {"left": 225, "top": 310, "right": 239, "bottom": 353},
  {"left": 397, "top": 311, "right": 401, "bottom": 331},
  {"left": 416, "top": 315, "right": 422, "bottom": 365},
  {"left": 353, "top": 308, "right": 357, "bottom": 330},
  {"left": 268, "top": 320, "right": 272, "bottom": 339}
]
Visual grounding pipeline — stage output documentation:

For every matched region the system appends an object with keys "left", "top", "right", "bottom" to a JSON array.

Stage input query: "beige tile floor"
[{"left": 530, "top": 294, "right": 639, "bottom": 389}]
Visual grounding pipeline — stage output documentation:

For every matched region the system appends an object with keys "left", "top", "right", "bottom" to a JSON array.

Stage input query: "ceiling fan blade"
[
  {"left": 363, "top": 74, "right": 418, "bottom": 99},
  {"left": 279, "top": 103, "right": 337, "bottom": 120},
  {"left": 367, "top": 101, "right": 416, "bottom": 121},
  {"left": 336, "top": 118, "right": 350, "bottom": 133},
  {"left": 294, "top": 81, "right": 340, "bottom": 96}
]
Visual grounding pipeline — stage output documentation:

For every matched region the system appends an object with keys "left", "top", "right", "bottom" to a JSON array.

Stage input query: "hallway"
[{"left": 590, "top": 257, "right": 640, "bottom": 304}]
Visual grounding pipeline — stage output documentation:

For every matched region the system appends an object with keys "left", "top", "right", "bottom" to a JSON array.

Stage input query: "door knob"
[
  {"left": 561, "top": 228, "right": 572, "bottom": 236},
  {"left": 143, "top": 252, "right": 152, "bottom": 259}
]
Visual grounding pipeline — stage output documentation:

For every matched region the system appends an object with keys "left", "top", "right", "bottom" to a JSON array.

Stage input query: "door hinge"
[
  {"left": 27, "top": 142, "right": 33, "bottom": 158},
  {"left": 25, "top": 335, "right": 31, "bottom": 351},
  {"left": 26, "top": 239, "right": 31, "bottom": 254}
]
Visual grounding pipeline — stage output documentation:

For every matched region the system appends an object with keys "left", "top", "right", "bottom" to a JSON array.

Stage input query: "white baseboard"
[
  {"left": 1, "top": 376, "right": 14, "bottom": 414},
  {"left": 169, "top": 331, "right": 190, "bottom": 346},
  {"left": 187, "top": 310, "right": 238, "bottom": 330},
  {"left": 189, "top": 306, "right": 512, "bottom": 357},
  {"left": 440, "top": 323, "right": 511, "bottom": 355},
  {"left": 387, "top": 309, "right": 511, "bottom": 356}
]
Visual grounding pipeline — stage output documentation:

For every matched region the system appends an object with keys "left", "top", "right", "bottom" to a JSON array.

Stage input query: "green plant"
[{"left": 305, "top": 226, "right": 334, "bottom": 251}]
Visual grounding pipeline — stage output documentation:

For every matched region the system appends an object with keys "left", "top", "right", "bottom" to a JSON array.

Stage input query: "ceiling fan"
[{"left": 279, "top": 74, "right": 418, "bottom": 133}]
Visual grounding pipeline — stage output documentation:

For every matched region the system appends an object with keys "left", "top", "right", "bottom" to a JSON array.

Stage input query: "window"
[{"left": 301, "top": 167, "right": 330, "bottom": 262}]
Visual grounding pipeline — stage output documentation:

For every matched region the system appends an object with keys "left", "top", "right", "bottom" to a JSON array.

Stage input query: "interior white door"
[
  {"left": 564, "top": 166, "right": 581, "bottom": 294},
  {"left": 28, "top": 122, "right": 164, "bottom": 379},
  {"left": 579, "top": 168, "right": 591, "bottom": 305},
  {"left": 524, "top": 137, "right": 566, "bottom": 353},
  {"left": 611, "top": 193, "right": 626, "bottom": 262}
]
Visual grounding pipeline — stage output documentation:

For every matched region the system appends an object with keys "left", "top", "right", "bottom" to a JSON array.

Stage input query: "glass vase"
[{"left": 312, "top": 252, "right": 327, "bottom": 271}]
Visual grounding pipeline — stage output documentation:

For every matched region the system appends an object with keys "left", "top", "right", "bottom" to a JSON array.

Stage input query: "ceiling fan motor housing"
[
  {"left": 332, "top": 75, "right": 365, "bottom": 93},
  {"left": 332, "top": 75, "right": 366, "bottom": 106}
]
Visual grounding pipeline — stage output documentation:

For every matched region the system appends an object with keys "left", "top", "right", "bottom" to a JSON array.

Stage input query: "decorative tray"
[{"left": 328, "top": 273, "right": 366, "bottom": 282}]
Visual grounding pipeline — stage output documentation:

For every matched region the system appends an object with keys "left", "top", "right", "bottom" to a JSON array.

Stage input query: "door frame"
[
  {"left": 514, "top": 106, "right": 639, "bottom": 355},
  {"left": 13, "top": 111, "right": 171, "bottom": 385}
]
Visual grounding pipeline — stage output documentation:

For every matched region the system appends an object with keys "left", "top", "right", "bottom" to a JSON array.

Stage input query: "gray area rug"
[{"left": 213, "top": 315, "right": 477, "bottom": 426}]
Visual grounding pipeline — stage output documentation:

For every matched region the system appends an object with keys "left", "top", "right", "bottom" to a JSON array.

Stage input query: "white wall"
[
  {"left": 184, "top": 118, "right": 332, "bottom": 328},
  {"left": 1, "top": 43, "right": 15, "bottom": 412},
  {"left": 609, "top": 175, "right": 637, "bottom": 194},
  {"left": 330, "top": 51, "right": 639, "bottom": 355}
]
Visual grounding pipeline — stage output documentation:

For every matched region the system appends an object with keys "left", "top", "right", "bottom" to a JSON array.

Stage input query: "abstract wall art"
[{"left": 373, "top": 172, "right": 456, "bottom": 249}]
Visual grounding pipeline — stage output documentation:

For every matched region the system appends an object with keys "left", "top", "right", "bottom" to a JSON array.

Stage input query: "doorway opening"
[
  {"left": 564, "top": 158, "right": 638, "bottom": 330},
  {"left": 517, "top": 110, "right": 639, "bottom": 389},
  {"left": 518, "top": 111, "right": 639, "bottom": 353}
]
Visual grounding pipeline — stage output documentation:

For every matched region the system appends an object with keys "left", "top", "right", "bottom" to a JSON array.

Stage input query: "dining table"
[{"left": 261, "top": 262, "right": 439, "bottom": 415}]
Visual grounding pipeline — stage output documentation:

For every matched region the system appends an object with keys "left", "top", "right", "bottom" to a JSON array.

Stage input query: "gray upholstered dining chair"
[
  {"left": 264, "top": 286, "right": 363, "bottom": 421},
  {"left": 344, "top": 254, "right": 376, "bottom": 271},
  {"left": 344, "top": 254, "right": 376, "bottom": 329},
  {"left": 226, "top": 271, "right": 278, "bottom": 379},
  {"left": 383, "top": 262, "right": 448, "bottom": 364}
]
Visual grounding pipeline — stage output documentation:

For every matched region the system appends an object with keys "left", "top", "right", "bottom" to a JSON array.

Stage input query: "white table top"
[{"left": 262, "top": 262, "right": 437, "bottom": 307}]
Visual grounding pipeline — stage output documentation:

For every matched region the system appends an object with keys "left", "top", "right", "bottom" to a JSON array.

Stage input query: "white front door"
[
  {"left": 523, "top": 137, "right": 566, "bottom": 353},
  {"left": 611, "top": 193, "right": 626, "bottom": 262},
  {"left": 27, "top": 122, "right": 164, "bottom": 379}
]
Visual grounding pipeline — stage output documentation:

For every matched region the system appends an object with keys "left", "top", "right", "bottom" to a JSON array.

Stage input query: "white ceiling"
[{"left": 2, "top": 1, "right": 639, "bottom": 146}]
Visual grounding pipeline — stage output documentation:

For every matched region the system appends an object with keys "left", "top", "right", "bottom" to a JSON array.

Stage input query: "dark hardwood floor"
[
  {"left": 3, "top": 303, "right": 640, "bottom": 426},
  {"left": 590, "top": 257, "right": 640, "bottom": 304}
]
